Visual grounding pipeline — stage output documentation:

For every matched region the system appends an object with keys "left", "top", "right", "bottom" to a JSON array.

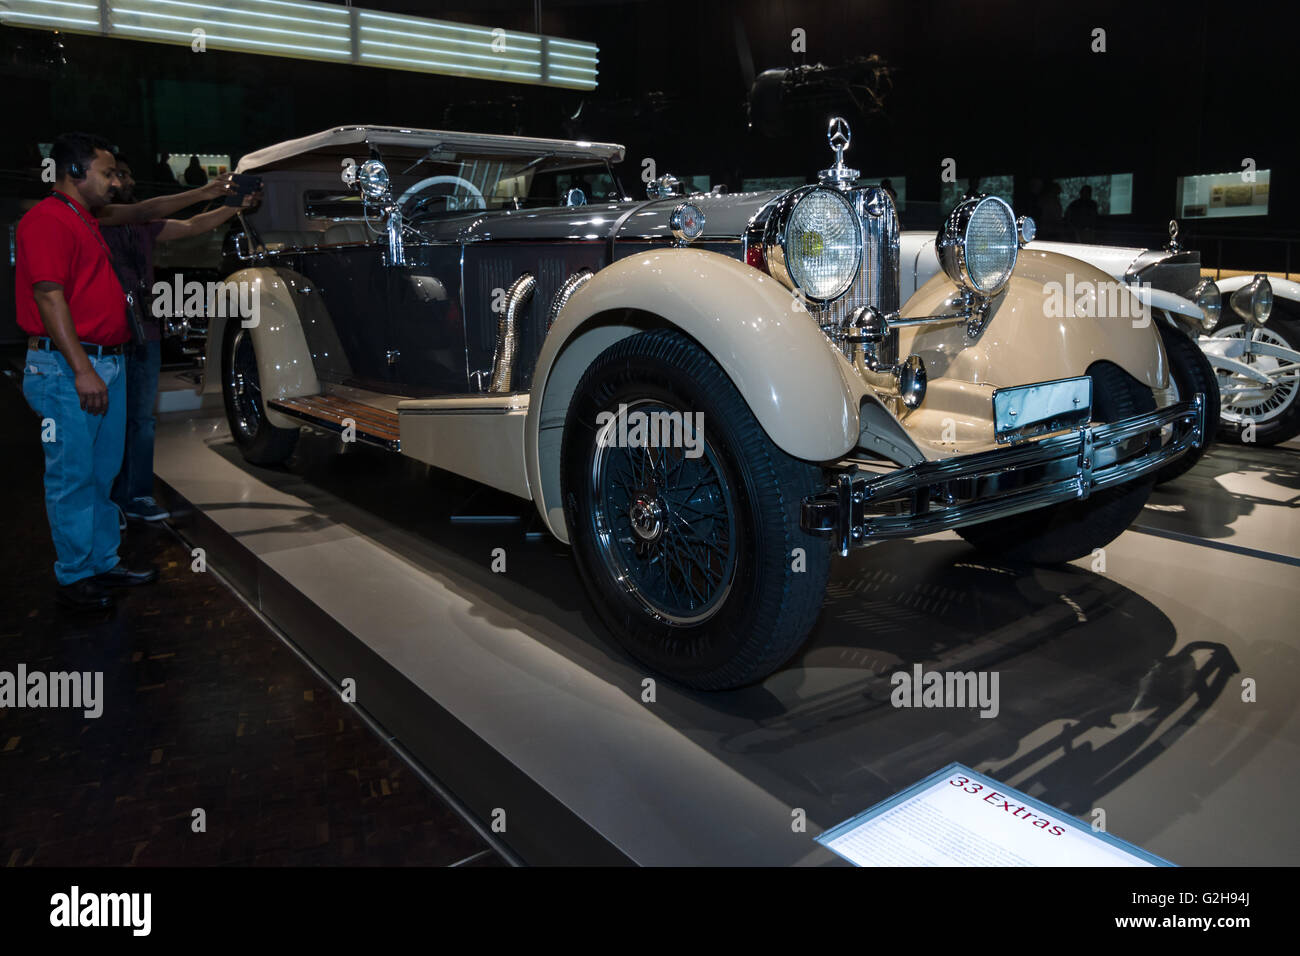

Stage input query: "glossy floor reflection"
[
  {"left": 0, "top": 378, "right": 504, "bottom": 867},
  {"left": 150, "top": 406, "right": 1300, "bottom": 866}
]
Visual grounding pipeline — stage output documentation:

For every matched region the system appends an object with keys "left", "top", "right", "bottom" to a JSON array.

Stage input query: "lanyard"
[
  {"left": 49, "top": 191, "right": 114, "bottom": 263},
  {"left": 49, "top": 190, "right": 144, "bottom": 346}
]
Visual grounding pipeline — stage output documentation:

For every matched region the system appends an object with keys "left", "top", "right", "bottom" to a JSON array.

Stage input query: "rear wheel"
[
  {"left": 221, "top": 323, "right": 299, "bottom": 465},
  {"left": 956, "top": 362, "right": 1156, "bottom": 564},
  {"left": 561, "top": 329, "right": 830, "bottom": 690},
  {"left": 1154, "top": 320, "right": 1217, "bottom": 484}
]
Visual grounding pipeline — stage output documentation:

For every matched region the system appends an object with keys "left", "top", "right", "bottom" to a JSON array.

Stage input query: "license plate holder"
[{"left": 993, "top": 376, "right": 1092, "bottom": 444}]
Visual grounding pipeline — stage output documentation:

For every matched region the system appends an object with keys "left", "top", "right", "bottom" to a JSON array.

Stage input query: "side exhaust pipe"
[
  {"left": 546, "top": 269, "right": 593, "bottom": 331},
  {"left": 489, "top": 272, "right": 537, "bottom": 393}
]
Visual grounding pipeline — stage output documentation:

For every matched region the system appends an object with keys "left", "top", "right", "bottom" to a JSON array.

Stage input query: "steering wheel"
[{"left": 398, "top": 174, "right": 487, "bottom": 214}]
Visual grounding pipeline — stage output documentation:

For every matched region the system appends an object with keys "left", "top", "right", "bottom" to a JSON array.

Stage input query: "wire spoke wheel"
[
  {"left": 590, "top": 400, "right": 738, "bottom": 625},
  {"left": 561, "top": 328, "right": 830, "bottom": 690},
  {"left": 1212, "top": 322, "right": 1300, "bottom": 425}
]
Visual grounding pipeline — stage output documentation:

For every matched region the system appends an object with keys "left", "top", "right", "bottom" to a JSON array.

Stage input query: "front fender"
[
  {"left": 1144, "top": 288, "right": 1206, "bottom": 324},
  {"left": 525, "top": 249, "right": 913, "bottom": 542},
  {"left": 897, "top": 249, "right": 1169, "bottom": 451},
  {"left": 202, "top": 266, "right": 319, "bottom": 429}
]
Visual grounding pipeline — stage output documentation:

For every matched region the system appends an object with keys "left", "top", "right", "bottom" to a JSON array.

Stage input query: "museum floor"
[
  {"left": 3, "top": 366, "right": 1298, "bottom": 866},
  {"left": 0, "top": 374, "right": 505, "bottom": 867}
]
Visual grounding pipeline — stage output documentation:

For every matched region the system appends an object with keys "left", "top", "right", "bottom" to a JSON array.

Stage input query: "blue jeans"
[
  {"left": 22, "top": 348, "right": 126, "bottom": 585},
  {"left": 111, "top": 338, "right": 162, "bottom": 507}
]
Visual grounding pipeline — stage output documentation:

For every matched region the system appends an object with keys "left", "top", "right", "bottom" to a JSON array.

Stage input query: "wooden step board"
[{"left": 267, "top": 394, "right": 400, "bottom": 450}]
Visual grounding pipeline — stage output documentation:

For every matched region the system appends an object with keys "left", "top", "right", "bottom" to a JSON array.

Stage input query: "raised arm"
[
  {"left": 156, "top": 190, "right": 260, "bottom": 241},
  {"left": 96, "top": 175, "right": 233, "bottom": 226}
]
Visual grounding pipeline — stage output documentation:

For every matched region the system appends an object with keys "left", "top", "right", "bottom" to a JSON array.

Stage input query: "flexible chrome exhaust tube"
[
  {"left": 489, "top": 272, "right": 537, "bottom": 393},
  {"left": 547, "top": 269, "right": 594, "bottom": 331}
]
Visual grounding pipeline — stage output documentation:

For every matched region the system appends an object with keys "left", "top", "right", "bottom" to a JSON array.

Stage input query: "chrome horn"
[{"left": 844, "top": 306, "right": 927, "bottom": 410}]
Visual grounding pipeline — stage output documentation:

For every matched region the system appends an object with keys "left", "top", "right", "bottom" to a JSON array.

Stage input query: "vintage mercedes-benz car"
[{"left": 202, "top": 120, "right": 1202, "bottom": 690}]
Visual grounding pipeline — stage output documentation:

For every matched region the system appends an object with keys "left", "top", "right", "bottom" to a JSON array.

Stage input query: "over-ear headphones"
[{"left": 66, "top": 161, "right": 86, "bottom": 180}]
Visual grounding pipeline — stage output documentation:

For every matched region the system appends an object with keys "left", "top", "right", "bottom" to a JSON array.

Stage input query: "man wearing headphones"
[{"left": 15, "top": 132, "right": 162, "bottom": 609}]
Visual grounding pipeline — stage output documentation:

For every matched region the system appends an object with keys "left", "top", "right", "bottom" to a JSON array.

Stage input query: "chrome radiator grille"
[{"left": 809, "top": 186, "right": 901, "bottom": 356}]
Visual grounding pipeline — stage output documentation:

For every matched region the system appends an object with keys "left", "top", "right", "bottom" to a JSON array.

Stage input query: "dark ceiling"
[{"left": 2, "top": 0, "right": 1294, "bottom": 250}]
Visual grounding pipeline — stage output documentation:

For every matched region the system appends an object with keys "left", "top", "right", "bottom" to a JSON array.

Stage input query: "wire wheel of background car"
[
  {"left": 1153, "top": 321, "right": 1218, "bottom": 485},
  {"left": 1211, "top": 312, "right": 1300, "bottom": 446},
  {"left": 561, "top": 328, "right": 830, "bottom": 690},
  {"left": 956, "top": 361, "right": 1156, "bottom": 565},
  {"left": 221, "top": 324, "right": 299, "bottom": 465}
]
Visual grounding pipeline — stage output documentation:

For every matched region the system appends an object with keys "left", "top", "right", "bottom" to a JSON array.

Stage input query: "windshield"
[{"left": 394, "top": 151, "right": 620, "bottom": 221}]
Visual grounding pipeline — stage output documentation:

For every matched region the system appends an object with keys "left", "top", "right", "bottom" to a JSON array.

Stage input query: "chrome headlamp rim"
[
  {"left": 763, "top": 185, "right": 862, "bottom": 303},
  {"left": 936, "top": 195, "right": 1019, "bottom": 298},
  {"left": 1189, "top": 277, "right": 1221, "bottom": 331},
  {"left": 1231, "top": 273, "right": 1274, "bottom": 326},
  {"left": 356, "top": 159, "right": 391, "bottom": 202}
]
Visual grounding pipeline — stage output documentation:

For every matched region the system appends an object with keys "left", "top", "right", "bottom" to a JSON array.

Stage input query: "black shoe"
[
  {"left": 57, "top": 578, "right": 114, "bottom": 610},
  {"left": 95, "top": 564, "right": 159, "bottom": 587}
]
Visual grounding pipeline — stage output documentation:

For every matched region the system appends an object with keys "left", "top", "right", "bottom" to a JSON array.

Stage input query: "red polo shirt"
[{"left": 15, "top": 191, "right": 129, "bottom": 345}]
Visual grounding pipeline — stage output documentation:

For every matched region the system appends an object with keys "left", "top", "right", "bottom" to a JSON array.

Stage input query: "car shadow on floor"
[
  {"left": 195, "top": 427, "right": 1271, "bottom": 837},
  {"left": 1142, "top": 442, "right": 1300, "bottom": 545}
]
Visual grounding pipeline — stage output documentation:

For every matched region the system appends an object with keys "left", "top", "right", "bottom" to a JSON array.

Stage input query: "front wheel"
[
  {"left": 957, "top": 362, "right": 1156, "bottom": 564},
  {"left": 561, "top": 329, "right": 830, "bottom": 690}
]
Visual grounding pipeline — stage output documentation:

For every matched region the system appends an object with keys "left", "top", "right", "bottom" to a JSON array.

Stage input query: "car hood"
[
  {"left": 1024, "top": 240, "right": 1148, "bottom": 279},
  {"left": 413, "top": 190, "right": 785, "bottom": 244},
  {"left": 901, "top": 230, "right": 1202, "bottom": 304}
]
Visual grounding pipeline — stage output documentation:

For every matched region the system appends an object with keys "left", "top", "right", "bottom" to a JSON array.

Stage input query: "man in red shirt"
[{"left": 16, "top": 132, "right": 159, "bottom": 609}]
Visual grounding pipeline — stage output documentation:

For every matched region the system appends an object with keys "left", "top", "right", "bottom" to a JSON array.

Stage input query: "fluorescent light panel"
[{"left": 0, "top": 0, "right": 598, "bottom": 88}]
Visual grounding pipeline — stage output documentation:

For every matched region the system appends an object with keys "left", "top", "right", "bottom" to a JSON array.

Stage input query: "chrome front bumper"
[{"left": 802, "top": 394, "right": 1204, "bottom": 555}]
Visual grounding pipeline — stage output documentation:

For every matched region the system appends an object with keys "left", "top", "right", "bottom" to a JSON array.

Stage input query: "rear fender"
[{"left": 202, "top": 266, "right": 318, "bottom": 429}]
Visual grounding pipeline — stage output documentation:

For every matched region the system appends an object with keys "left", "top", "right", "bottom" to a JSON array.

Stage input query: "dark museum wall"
[{"left": 1, "top": 0, "right": 1294, "bottom": 262}]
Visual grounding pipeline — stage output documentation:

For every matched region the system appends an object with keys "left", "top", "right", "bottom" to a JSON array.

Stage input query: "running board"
[{"left": 267, "top": 394, "right": 400, "bottom": 451}]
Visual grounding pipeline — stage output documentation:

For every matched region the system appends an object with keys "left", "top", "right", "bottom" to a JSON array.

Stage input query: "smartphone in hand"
[{"left": 223, "top": 173, "right": 264, "bottom": 207}]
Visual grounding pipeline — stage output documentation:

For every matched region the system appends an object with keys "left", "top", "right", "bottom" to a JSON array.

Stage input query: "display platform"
[{"left": 151, "top": 402, "right": 1300, "bottom": 866}]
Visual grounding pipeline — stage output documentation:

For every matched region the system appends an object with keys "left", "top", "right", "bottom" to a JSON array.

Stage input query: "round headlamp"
[
  {"left": 1189, "top": 278, "right": 1221, "bottom": 331},
  {"left": 1230, "top": 274, "right": 1273, "bottom": 326},
  {"left": 777, "top": 188, "right": 861, "bottom": 301},
  {"left": 936, "top": 196, "right": 1019, "bottom": 297},
  {"left": 356, "top": 159, "right": 391, "bottom": 202}
]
